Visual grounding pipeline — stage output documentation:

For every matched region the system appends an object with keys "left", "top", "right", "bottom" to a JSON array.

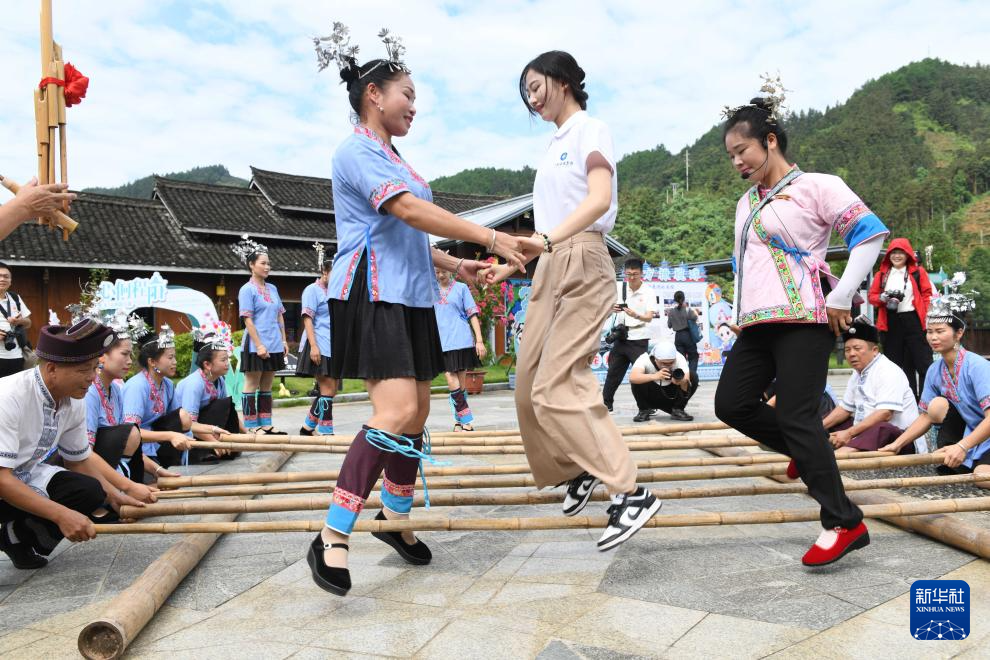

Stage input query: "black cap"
[{"left": 842, "top": 320, "right": 880, "bottom": 345}]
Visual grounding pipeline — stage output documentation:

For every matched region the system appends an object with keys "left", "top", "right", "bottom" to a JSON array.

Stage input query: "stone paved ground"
[{"left": 1, "top": 376, "right": 989, "bottom": 658}]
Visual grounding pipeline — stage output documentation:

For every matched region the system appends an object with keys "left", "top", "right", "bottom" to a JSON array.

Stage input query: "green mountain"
[
  {"left": 431, "top": 166, "right": 536, "bottom": 196},
  {"left": 83, "top": 164, "right": 248, "bottom": 198}
]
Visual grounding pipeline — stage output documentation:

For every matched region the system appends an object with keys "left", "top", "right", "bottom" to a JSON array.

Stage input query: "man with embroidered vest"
[
  {"left": 602, "top": 257, "right": 658, "bottom": 415},
  {"left": 0, "top": 320, "right": 155, "bottom": 569}
]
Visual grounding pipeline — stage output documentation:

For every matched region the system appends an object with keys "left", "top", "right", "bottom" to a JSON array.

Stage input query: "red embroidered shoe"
[
  {"left": 786, "top": 459, "right": 799, "bottom": 480},
  {"left": 802, "top": 522, "right": 870, "bottom": 566}
]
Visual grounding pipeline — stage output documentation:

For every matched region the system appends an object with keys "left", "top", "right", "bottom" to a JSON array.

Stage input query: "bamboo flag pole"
[
  {"left": 77, "top": 450, "right": 293, "bottom": 660},
  {"left": 156, "top": 453, "right": 950, "bottom": 500},
  {"left": 185, "top": 436, "right": 761, "bottom": 455},
  {"left": 157, "top": 450, "right": 896, "bottom": 490},
  {"left": 120, "top": 472, "right": 989, "bottom": 520},
  {"left": 93, "top": 497, "right": 990, "bottom": 537}
]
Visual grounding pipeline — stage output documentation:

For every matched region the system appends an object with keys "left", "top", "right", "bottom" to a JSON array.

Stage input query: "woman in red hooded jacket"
[{"left": 867, "top": 238, "right": 933, "bottom": 399}]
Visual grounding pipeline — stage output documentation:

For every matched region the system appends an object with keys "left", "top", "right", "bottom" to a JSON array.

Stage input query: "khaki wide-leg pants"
[{"left": 514, "top": 232, "right": 637, "bottom": 494}]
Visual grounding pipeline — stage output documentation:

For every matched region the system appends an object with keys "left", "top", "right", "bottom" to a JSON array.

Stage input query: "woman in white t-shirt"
[
  {"left": 0, "top": 262, "right": 32, "bottom": 378},
  {"left": 486, "top": 51, "right": 660, "bottom": 551}
]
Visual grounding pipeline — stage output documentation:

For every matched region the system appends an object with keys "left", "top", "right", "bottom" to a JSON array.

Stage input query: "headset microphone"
[{"left": 741, "top": 137, "right": 771, "bottom": 180}]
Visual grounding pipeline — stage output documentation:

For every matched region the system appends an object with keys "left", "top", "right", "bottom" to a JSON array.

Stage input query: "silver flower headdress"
[
  {"left": 927, "top": 272, "right": 978, "bottom": 328},
  {"left": 141, "top": 324, "right": 175, "bottom": 350},
  {"left": 193, "top": 321, "right": 233, "bottom": 352},
  {"left": 721, "top": 73, "right": 790, "bottom": 124},
  {"left": 314, "top": 23, "right": 410, "bottom": 78},
  {"left": 232, "top": 234, "right": 268, "bottom": 265},
  {"left": 314, "top": 22, "right": 360, "bottom": 73},
  {"left": 314, "top": 242, "right": 327, "bottom": 271},
  {"left": 66, "top": 291, "right": 145, "bottom": 342},
  {"left": 107, "top": 309, "right": 149, "bottom": 342}
]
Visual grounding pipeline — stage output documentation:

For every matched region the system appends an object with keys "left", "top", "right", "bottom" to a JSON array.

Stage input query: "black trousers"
[
  {"left": 935, "top": 402, "right": 990, "bottom": 473},
  {"left": 674, "top": 329, "right": 700, "bottom": 376},
  {"left": 883, "top": 311, "right": 932, "bottom": 400},
  {"left": 631, "top": 373, "right": 699, "bottom": 413},
  {"left": 602, "top": 338, "right": 649, "bottom": 408},
  {"left": 0, "top": 471, "right": 105, "bottom": 555},
  {"left": 197, "top": 397, "right": 240, "bottom": 432},
  {"left": 0, "top": 357, "right": 24, "bottom": 378},
  {"left": 150, "top": 408, "right": 186, "bottom": 468},
  {"left": 94, "top": 424, "right": 145, "bottom": 484},
  {"left": 714, "top": 323, "right": 863, "bottom": 529}
]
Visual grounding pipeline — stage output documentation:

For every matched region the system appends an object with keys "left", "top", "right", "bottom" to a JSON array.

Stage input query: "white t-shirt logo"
[{"left": 557, "top": 151, "right": 573, "bottom": 167}]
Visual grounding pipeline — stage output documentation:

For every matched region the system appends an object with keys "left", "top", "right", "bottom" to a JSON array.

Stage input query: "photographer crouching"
[
  {"left": 602, "top": 258, "right": 658, "bottom": 415},
  {"left": 628, "top": 342, "right": 699, "bottom": 422}
]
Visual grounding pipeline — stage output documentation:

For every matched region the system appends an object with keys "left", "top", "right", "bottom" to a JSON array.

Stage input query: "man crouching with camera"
[
  {"left": 602, "top": 258, "right": 658, "bottom": 415},
  {"left": 628, "top": 342, "right": 699, "bottom": 422}
]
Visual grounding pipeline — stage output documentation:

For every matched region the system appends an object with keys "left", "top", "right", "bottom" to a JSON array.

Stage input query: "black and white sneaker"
[
  {"left": 597, "top": 487, "right": 662, "bottom": 551},
  {"left": 562, "top": 472, "right": 602, "bottom": 516}
]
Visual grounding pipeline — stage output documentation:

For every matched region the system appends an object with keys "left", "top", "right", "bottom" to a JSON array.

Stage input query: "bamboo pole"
[
  {"left": 213, "top": 431, "right": 749, "bottom": 447},
  {"left": 93, "top": 497, "right": 990, "bottom": 537},
  {"left": 224, "top": 421, "right": 731, "bottom": 445},
  {"left": 186, "top": 436, "right": 761, "bottom": 455},
  {"left": 429, "top": 420, "right": 730, "bottom": 438},
  {"left": 77, "top": 450, "right": 293, "bottom": 660},
  {"left": 156, "top": 453, "right": 949, "bottom": 500},
  {"left": 121, "top": 472, "right": 989, "bottom": 520},
  {"left": 157, "top": 450, "right": 896, "bottom": 490}
]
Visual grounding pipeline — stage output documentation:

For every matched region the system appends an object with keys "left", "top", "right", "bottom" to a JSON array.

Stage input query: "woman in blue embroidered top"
[
  {"left": 434, "top": 267, "right": 486, "bottom": 432},
  {"left": 234, "top": 236, "right": 288, "bottom": 435},
  {"left": 307, "top": 25, "right": 525, "bottom": 597},
  {"left": 296, "top": 244, "right": 338, "bottom": 436},
  {"left": 123, "top": 326, "right": 193, "bottom": 469},
  {"left": 176, "top": 326, "right": 243, "bottom": 462},
  {"left": 84, "top": 313, "right": 174, "bottom": 484},
  {"left": 882, "top": 294, "right": 990, "bottom": 487},
  {"left": 713, "top": 84, "right": 889, "bottom": 567}
]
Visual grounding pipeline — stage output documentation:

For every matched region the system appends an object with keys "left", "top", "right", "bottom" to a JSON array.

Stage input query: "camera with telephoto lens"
[
  {"left": 885, "top": 290, "right": 904, "bottom": 311},
  {"left": 671, "top": 368, "right": 685, "bottom": 381},
  {"left": 605, "top": 323, "right": 628, "bottom": 345}
]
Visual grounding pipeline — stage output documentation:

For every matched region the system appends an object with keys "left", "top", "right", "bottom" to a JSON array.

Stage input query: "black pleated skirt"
[
  {"left": 296, "top": 354, "right": 334, "bottom": 377},
  {"left": 442, "top": 347, "right": 481, "bottom": 373},
  {"left": 330, "top": 255, "right": 445, "bottom": 381},
  {"left": 240, "top": 351, "right": 286, "bottom": 373}
]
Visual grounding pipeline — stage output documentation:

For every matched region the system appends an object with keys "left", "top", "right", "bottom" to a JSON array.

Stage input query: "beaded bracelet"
[{"left": 540, "top": 232, "right": 553, "bottom": 253}]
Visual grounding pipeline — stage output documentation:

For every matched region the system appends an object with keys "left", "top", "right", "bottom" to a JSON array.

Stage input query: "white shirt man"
[
  {"left": 602, "top": 259, "right": 659, "bottom": 412},
  {"left": 824, "top": 322, "right": 921, "bottom": 455}
]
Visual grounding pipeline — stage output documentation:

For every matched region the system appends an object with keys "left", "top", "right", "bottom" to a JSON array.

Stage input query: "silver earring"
[{"left": 377, "top": 105, "right": 384, "bottom": 113}]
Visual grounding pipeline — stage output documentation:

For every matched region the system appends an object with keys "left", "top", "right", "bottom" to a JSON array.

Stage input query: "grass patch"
[{"left": 273, "top": 362, "right": 513, "bottom": 398}]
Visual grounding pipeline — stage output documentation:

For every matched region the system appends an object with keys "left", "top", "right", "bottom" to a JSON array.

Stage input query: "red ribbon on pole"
[{"left": 38, "top": 62, "right": 88, "bottom": 107}]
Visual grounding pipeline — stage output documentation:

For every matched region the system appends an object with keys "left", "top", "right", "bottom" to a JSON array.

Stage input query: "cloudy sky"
[{"left": 2, "top": 1, "right": 988, "bottom": 191}]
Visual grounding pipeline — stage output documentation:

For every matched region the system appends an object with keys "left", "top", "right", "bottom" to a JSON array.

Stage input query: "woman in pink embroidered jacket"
[
  {"left": 713, "top": 92, "right": 889, "bottom": 568},
  {"left": 307, "top": 25, "right": 528, "bottom": 597}
]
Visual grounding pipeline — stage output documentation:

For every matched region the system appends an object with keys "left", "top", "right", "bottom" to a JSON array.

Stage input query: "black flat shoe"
[
  {"left": 306, "top": 534, "right": 350, "bottom": 596},
  {"left": 0, "top": 522, "right": 47, "bottom": 570},
  {"left": 372, "top": 510, "right": 432, "bottom": 565},
  {"left": 258, "top": 427, "right": 288, "bottom": 435},
  {"left": 299, "top": 427, "right": 315, "bottom": 436}
]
